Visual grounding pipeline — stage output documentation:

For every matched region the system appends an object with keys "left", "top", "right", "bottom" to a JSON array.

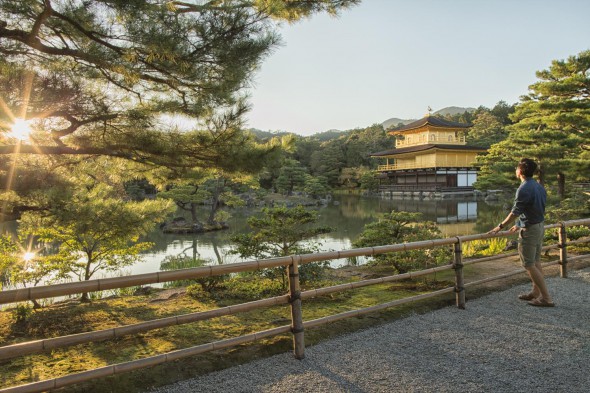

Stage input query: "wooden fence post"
[
  {"left": 453, "top": 237, "right": 465, "bottom": 309},
  {"left": 559, "top": 222, "right": 568, "bottom": 278},
  {"left": 288, "top": 256, "right": 305, "bottom": 359}
]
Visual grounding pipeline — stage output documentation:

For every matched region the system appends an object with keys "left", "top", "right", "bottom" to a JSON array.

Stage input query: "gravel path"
[{"left": 150, "top": 268, "right": 590, "bottom": 393}]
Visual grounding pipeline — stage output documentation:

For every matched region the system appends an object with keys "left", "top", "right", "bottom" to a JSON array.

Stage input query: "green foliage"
[
  {"left": 11, "top": 303, "right": 32, "bottom": 325},
  {"left": 0, "top": 235, "right": 62, "bottom": 301},
  {"left": 187, "top": 275, "right": 285, "bottom": 301},
  {"left": 466, "top": 110, "right": 509, "bottom": 148},
  {"left": 232, "top": 205, "right": 333, "bottom": 258},
  {"left": 195, "top": 274, "right": 229, "bottom": 294},
  {"left": 225, "top": 276, "right": 285, "bottom": 299},
  {"left": 544, "top": 225, "right": 590, "bottom": 244},
  {"left": 0, "top": 1, "right": 357, "bottom": 228},
  {"left": 275, "top": 159, "right": 308, "bottom": 196},
  {"left": 0, "top": 235, "right": 19, "bottom": 288},
  {"left": 545, "top": 189, "right": 590, "bottom": 222},
  {"left": 310, "top": 142, "right": 344, "bottom": 186},
  {"left": 439, "top": 109, "right": 475, "bottom": 124},
  {"left": 490, "top": 100, "right": 516, "bottom": 125},
  {"left": 124, "top": 179, "right": 157, "bottom": 201},
  {"left": 0, "top": 1, "right": 359, "bottom": 172},
  {"left": 353, "top": 211, "right": 452, "bottom": 274},
  {"left": 462, "top": 238, "right": 508, "bottom": 258},
  {"left": 303, "top": 175, "right": 330, "bottom": 199},
  {"left": 19, "top": 184, "right": 175, "bottom": 294},
  {"left": 231, "top": 205, "right": 333, "bottom": 288},
  {"left": 299, "top": 261, "right": 331, "bottom": 284},
  {"left": 476, "top": 50, "right": 590, "bottom": 199},
  {"left": 566, "top": 226, "right": 590, "bottom": 240},
  {"left": 359, "top": 170, "right": 380, "bottom": 192},
  {"left": 162, "top": 254, "right": 229, "bottom": 293},
  {"left": 254, "top": 123, "right": 391, "bottom": 191}
]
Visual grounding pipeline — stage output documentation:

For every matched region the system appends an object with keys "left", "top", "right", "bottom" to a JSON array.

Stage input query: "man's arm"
[{"left": 488, "top": 212, "right": 519, "bottom": 234}]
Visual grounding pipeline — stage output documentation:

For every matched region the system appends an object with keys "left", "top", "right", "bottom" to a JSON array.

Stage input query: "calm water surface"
[{"left": 132, "top": 194, "right": 506, "bottom": 275}]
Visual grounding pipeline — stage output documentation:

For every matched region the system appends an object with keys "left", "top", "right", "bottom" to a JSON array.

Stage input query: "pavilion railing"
[{"left": 1, "top": 218, "right": 589, "bottom": 393}]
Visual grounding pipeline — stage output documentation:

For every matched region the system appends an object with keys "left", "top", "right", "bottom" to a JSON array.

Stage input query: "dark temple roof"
[
  {"left": 388, "top": 116, "right": 472, "bottom": 133},
  {"left": 371, "top": 144, "right": 486, "bottom": 157}
]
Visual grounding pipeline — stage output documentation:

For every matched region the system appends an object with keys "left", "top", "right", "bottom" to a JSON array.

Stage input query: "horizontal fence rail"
[{"left": 1, "top": 218, "right": 589, "bottom": 393}]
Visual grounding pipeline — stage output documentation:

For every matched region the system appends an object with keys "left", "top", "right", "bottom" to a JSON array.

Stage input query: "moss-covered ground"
[{"left": 1, "top": 250, "right": 587, "bottom": 393}]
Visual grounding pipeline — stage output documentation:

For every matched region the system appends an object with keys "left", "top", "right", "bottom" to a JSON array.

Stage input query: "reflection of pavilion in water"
[
  {"left": 391, "top": 198, "right": 478, "bottom": 223},
  {"left": 390, "top": 198, "right": 478, "bottom": 236}
]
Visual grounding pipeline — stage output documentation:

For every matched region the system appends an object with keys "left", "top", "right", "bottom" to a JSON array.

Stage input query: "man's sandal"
[
  {"left": 527, "top": 298, "right": 555, "bottom": 307},
  {"left": 518, "top": 293, "right": 536, "bottom": 301}
]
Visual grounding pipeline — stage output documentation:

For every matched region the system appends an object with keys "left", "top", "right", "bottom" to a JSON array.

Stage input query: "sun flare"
[
  {"left": 23, "top": 252, "right": 36, "bottom": 262},
  {"left": 10, "top": 118, "right": 32, "bottom": 141}
]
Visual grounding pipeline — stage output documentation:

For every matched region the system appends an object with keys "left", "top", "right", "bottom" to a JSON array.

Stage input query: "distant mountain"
[
  {"left": 381, "top": 117, "right": 416, "bottom": 130},
  {"left": 381, "top": 106, "right": 476, "bottom": 130},
  {"left": 311, "top": 129, "right": 348, "bottom": 141},
  {"left": 247, "top": 128, "right": 293, "bottom": 140},
  {"left": 248, "top": 128, "right": 347, "bottom": 142},
  {"left": 250, "top": 106, "right": 476, "bottom": 140},
  {"left": 433, "top": 106, "right": 476, "bottom": 116}
]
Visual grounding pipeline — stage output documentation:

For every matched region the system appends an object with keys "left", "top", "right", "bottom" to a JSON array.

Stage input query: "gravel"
[{"left": 150, "top": 268, "right": 590, "bottom": 393}]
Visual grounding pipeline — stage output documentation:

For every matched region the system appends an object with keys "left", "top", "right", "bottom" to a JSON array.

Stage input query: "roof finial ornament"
[{"left": 427, "top": 106, "right": 432, "bottom": 117}]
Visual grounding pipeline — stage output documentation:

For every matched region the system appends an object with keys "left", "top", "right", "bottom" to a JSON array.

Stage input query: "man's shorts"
[{"left": 518, "top": 222, "right": 544, "bottom": 267}]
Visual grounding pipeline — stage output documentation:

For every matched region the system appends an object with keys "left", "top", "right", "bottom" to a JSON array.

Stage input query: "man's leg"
[
  {"left": 525, "top": 264, "right": 552, "bottom": 303},
  {"left": 519, "top": 225, "right": 550, "bottom": 301}
]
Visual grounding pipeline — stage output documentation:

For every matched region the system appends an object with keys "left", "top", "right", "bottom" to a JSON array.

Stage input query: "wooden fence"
[{"left": 1, "top": 218, "right": 589, "bottom": 393}]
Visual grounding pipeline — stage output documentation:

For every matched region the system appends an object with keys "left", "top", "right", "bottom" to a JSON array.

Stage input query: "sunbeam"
[{"left": 9, "top": 118, "right": 32, "bottom": 141}]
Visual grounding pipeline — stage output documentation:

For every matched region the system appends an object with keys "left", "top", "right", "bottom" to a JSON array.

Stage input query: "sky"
[{"left": 244, "top": 0, "right": 590, "bottom": 136}]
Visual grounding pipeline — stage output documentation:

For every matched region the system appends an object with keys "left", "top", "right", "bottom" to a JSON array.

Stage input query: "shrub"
[
  {"left": 462, "top": 238, "right": 508, "bottom": 258},
  {"left": 299, "top": 261, "right": 330, "bottom": 284},
  {"left": 11, "top": 303, "right": 33, "bottom": 324}
]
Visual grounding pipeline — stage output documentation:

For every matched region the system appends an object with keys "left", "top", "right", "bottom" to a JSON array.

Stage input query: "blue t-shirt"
[{"left": 511, "top": 178, "right": 546, "bottom": 227}]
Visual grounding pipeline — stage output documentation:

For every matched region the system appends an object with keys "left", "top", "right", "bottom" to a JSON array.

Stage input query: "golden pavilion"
[{"left": 371, "top": 115, "right": 486, "bottom": 194}]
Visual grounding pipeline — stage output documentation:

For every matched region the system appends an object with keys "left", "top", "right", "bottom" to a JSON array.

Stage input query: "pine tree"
[
  {"left": 0, "top": 1, "right": 359, "bottom": 169},
  {"left": 476, "top": 50, "right": 590, "bottom": 198}
]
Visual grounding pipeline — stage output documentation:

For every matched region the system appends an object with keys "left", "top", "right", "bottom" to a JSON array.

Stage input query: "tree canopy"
[
  {"left": 0, "top": 0, "right": 359, "bottom": 170},
  {"left": 353, "top": 210, "right": 451, "bottom": 274},
  {"left": 231, "top": 205, "right": 332, "bottom": 287},
  {"left": 475, "top": 50, "right": 590, "bottom": 196}
]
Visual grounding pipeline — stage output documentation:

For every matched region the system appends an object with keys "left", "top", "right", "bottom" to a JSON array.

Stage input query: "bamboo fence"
[{"left": 1, "top": 218, "right": 589, "bottom": 393}]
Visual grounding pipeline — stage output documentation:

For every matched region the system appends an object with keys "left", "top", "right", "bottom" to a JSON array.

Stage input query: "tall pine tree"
[{"left": 476, "top": 50, "right": 590, "bottom": 198}]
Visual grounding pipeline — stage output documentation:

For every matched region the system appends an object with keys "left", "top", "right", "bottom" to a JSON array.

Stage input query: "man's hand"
[
  {"left": 487, "top": 226, "right": 502, "bottom": 234},
  {"left": 487, "top": 224, "right": 519, "bottom": 235}
]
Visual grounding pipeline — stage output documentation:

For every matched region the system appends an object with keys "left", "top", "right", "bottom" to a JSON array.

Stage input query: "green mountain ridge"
[
  {"left": 248, "top": 106, "right": 476, "bottom": 141},
  {"left": 381, "top": 106, "right": 476, "bottom": 130}
]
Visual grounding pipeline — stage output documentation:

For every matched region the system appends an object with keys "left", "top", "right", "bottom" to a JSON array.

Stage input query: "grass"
[
  {"left": 462, "top": 237, "right": 508, "bottom": 258},
  {"left": 1, "top": 251, "right": 588, "bottom": 393}
]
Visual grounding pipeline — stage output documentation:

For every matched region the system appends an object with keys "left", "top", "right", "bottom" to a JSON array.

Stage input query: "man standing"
[{"left": 489, "top": 158, "right": 554, "bottom": 307}]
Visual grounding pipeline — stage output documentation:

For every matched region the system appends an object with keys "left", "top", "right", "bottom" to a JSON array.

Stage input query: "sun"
[
  {"left": 23, "top": 252, "right": 36, "bottom": 262},
  {"left": 10, "top": 118, "right": 32, "bottom": 141}
]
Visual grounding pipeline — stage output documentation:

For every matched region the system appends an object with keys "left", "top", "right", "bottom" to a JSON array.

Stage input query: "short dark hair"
[{"left": 518, "top": 158, "right": 537, "bottom": 178}]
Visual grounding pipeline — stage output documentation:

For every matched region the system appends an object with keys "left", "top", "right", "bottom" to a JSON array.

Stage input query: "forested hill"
[
  {"left": 247, "top": 128, "right": 350, "bottom": 142},
  {"left": 247, "top": 103, "right": 515, "bottom": 192},
  {"left": 434, "top": 106, "right": 476, "bottom": 116},
  {"left": 249, "top": 106, "right": 476, "bottom": 141}
]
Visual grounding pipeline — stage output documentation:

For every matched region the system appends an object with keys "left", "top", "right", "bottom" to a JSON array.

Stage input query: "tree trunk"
[
  {"left": 557, "top": 172, "right": 566, "bottom": 199},
  {"left": 207, "top": 177, "right": 222, "bottom": 225},
  {"left": 212, "top": 241, "right": 223, "bottom": 264},
  {"left": 80, "top": 255, "right": 92, "bottom": 302},
  {"left": 537, "top": 164, "right": 546, "bottom": 186},
  {"left": 190, "top": 203, "right": 200, "bottom": 225}
]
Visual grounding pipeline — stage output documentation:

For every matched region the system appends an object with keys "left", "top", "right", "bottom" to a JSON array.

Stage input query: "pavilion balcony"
[
  {"left": 377, "top": 156, "right": 478, "bottom": 171},
  {"left": 395, "top": 135, "right": 466, "bottom": 148}
]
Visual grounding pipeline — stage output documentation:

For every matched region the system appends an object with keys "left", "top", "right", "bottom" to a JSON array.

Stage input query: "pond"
[{"left": 131, "top": 194, "right": 508, "bottom": 275}]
